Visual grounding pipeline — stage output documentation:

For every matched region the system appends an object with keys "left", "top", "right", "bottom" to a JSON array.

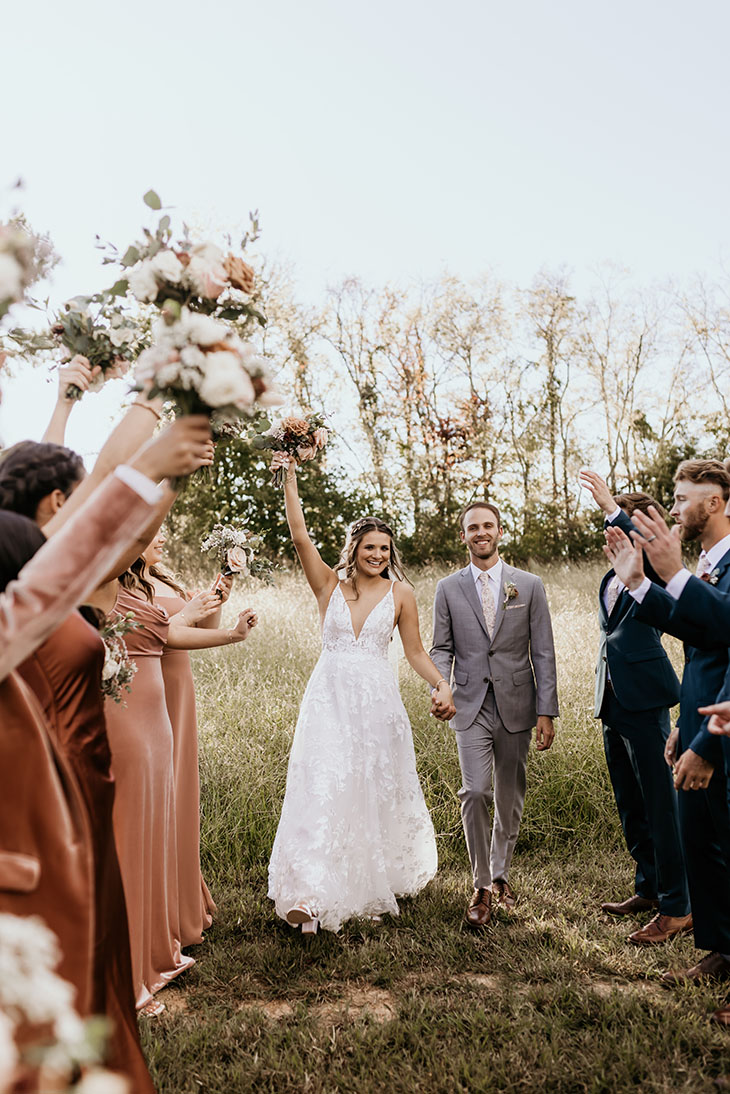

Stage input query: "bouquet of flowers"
[
  {"left": 0, "top": 216, "right": 57, "bottom": 322},
  {"left": 201, "top": 522, "right": 275, "bottom": 584},
  {"left": 99, "top": 612, "right": 138, "bottom": 704},
  {"left": 254, "top": 412, "right": 329, "bottom": 486},
  {"left": 51, "top": 294, "right": 147, "bottom": 399},
  {"left": 0, "top": 913, "right": 115, "bottom": 1090},
  {"left": 133, "top": 308, "right": 281, "bottom": 432},
  {"left": 102, "top": 191, "right": 265, "bottom": 333}
]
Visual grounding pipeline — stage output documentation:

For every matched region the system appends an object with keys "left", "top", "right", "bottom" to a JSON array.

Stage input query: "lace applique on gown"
[{"left": 268, "top": 582, "right": 437, "bottom": 932}]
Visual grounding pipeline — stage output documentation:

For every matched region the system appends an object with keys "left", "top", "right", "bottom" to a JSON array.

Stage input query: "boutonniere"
[
  {"left": 503, "top": 581, "right": 518, "bottom": 608},
  {"left": 709, "top": 568, "right": 721, "bottom": 585}
]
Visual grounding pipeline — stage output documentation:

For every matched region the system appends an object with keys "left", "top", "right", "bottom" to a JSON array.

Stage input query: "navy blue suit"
[
  {"left": 596, "top": 518, "right": 688, "bottom": 915},
  {"left": 633, "top": 543, "right": 730, "bottom": 952}
]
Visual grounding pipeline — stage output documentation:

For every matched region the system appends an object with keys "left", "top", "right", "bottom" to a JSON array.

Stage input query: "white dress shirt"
[{"left": 630, "top": 532, "right": 730, "bottom": 603}]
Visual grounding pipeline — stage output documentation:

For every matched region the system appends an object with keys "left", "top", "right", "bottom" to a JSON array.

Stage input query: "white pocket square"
[{"left": 505, "top": 603, "right": 526, "bottom": 610}]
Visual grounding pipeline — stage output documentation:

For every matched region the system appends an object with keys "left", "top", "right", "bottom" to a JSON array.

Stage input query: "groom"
[{"left": 430, "top": 502, "right": 559, "bottom": 927}]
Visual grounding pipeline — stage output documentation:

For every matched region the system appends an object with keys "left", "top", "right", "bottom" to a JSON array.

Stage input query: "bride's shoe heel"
[
  {"left": 286, "top": 902, "right": 318, "bottom": 929},
  {"left": 301, "top": 918, "right": 319, "bottom": 935}
]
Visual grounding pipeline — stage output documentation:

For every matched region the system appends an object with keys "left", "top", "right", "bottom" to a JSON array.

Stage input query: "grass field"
[{"left": 141, "top": 562, "right": 730, "bottom": 1093}]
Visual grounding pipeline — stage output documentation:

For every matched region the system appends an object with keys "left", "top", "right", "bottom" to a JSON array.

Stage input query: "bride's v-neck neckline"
[{"left": 337, "top": 582, "right": 393, "bottom": 642}]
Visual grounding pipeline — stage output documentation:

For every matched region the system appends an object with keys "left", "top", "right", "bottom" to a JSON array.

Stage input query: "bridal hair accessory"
[{"left": 503, "top": 581, "right": 518, "bottom": 608}]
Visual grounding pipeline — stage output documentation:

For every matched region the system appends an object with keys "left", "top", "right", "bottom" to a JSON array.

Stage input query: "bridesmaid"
[
  {"left": 91, "top": 554, "right": 257, "bottom": 1014},
  {"left": 142, "top": 529, "right": 229, "bottom": 946}
]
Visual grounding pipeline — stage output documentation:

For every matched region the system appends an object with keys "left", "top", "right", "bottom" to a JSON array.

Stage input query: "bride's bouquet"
[
  {"left": 254, "top": 412, "right": 329, "bottom": 486},
  {"left": 51, "top": 294, "right": 146, "bottom": 399},
  {"left": 201, "top": 521, "right": 275, "bottom": 584},
  {"left": 100, "top": 611, "right": 138, "bottom": 704},
  {"left": 132, "top": 308, "right": 282, "bottom": 433}
]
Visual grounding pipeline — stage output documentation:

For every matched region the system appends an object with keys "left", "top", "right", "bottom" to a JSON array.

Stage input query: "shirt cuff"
[
  {"left": 114, "top": 465, "right": 164, "bottom": 506},
  {"left": 629, "top": 576, "right": 652, "bottom": 603},
  {"left": 604, "top": 507, "right": 622, "bottom": 524},
  {"left": 664, "top": 569, "right": 691, "bottom": 600}
]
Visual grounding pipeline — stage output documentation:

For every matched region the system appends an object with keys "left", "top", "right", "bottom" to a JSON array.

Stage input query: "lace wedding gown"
[{"left": 268, "top": 581, "right": 438, "bottom": 932}]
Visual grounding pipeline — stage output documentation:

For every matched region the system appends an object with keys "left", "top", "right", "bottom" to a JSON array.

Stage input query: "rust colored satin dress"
[
  {"left": 156, "top": 592, "right": 216, "bottom": 947},
  {"left": 18, "top": 612, "right": 154, "bottom": 1094},
  {"left": 104, "top": 588, "right": 194, "bottom": 1009}
]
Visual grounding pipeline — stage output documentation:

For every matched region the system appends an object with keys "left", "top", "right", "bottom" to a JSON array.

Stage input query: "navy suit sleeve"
[
  {"left": 674, "top": 574, "right": 730, "bottom": 637},
  {"left": 635, "top": 582, "right": 720, "bottom": 648}
]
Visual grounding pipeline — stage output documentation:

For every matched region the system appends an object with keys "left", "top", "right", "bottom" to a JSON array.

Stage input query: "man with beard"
[
  {"left": 604, "top": 459, "right": 730, "bottom": 1020},
  {"left": 430, "top": 502, "right": 558, "bottom": 928}
]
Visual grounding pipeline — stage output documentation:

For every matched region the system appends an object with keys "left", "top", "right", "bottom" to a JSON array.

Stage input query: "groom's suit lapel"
[{"left": 459, "top": 565, "right": 490, "bottom": 641}]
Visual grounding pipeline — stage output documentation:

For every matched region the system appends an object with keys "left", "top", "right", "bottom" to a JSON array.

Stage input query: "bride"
[{"left": 267, "top": 453, "right": 455, "bottom": 933}]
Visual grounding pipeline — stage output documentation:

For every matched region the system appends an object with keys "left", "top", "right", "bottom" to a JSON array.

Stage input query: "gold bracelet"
[{"left": 133, "top": 400, "right": 162, "bottom": 421}]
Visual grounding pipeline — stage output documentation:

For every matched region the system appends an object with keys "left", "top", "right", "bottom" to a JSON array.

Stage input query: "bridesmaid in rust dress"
[
  {"left": 94, "top": 557, "right": 257, "bottom": 1014},
  {"left": 18, "top": 608, "right": 154, "bottom": 1093},
  {"left": 142, "top": 530, "right": 228, "bottom": 946}
]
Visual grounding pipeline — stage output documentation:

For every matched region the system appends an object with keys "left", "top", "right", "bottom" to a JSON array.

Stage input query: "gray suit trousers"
[{"left": 456, "top": 689, "right": 531, "bottom": 888}]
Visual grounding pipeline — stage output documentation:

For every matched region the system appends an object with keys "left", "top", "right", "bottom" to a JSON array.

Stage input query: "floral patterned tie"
[
  {"left": 605, "top": 574, "right": 622, "bottom": 614},
  {"left": 480, "top": 574, "right": 496, "bottom": 636},
  {"left": 696, "top": 552, "right": 709, "bottom": 579}
]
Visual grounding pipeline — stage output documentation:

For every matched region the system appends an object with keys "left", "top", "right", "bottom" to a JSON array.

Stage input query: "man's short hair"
[
  {"left": 613, "top": 491, "right": 666, "bottom": 519},
  {"left": 459, "top": 501, "right": 502, "bottom": 532},
  {"left": 674, "top": 459, "right": 730, "bottom": 502}
]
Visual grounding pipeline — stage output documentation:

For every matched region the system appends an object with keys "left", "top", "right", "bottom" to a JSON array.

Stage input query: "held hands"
[
  {"left": 211, "top": 572, "right": 233, "bottom": 602},
  {"left": 626, "top": 508, "right": 683, "bottom": 583},
  {"left": 180, "top": 591, "right": 220, "bottom": 625},
  {"left": 603, "top": 526, "right": 646, "bottom": 590},
  {"left": 535, "top": 716, "right": 555, "bottom": 751},
  {"left": 231, "top": 608, "right": 258, "bottom": 641},
  {"left": 270, "top": 451, "right": 296, "bottom": 482},
  {"left": 699, "top": 701, "right": 730, "bottom": 738},
  {"left": 579, "top": 470, "right": 616, "bottom": 515},
  {"left": 59, "top": 355, "right": 101, "bottom": 400},
  {"left": 671, "top": 748, "right": 714, "bottom": 791},
  {"left": 430, "top": 680, "right": 455, "bottom": 721},
  {"left": 129, "top": 415, "right": 213, "bottom": 483}
]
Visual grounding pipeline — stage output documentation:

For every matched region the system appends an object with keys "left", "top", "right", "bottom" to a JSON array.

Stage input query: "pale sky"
[{"left": 3, "top": 0, "right": 729, "bottom": 456}]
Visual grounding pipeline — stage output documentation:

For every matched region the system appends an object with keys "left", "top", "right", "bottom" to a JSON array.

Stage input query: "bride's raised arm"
[{"left": 273, "top": 452, "right": 337, "bottom": 606}]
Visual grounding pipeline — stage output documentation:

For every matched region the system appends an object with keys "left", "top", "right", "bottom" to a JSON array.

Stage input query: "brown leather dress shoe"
[
  {"left": 711, "top": 1004, "right": 730, "bottom": 1027},
  {"left": 465, "top": 887, "right": 492, "bottom": 928},
  {"left": 492, "top": 878, "right": 517, "bottom": 910},
  {"left": 628, "top": 912, "right": 693, "bottom": 946},
  {"left": 601, "top": 894, "right": 659, "bottom": 916},
  {"left": 662, "top": 951, "right": 730, "bottom": 986}
]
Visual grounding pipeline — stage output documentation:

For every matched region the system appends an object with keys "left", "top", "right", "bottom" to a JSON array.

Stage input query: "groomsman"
[
  {"left": 580, "top": 471, "right": 690, "bottom": 944},
  {"left": 604, "top": 458, "right": 730, "bottom": 1024},
  {"left": 430, "top": 502, "right": 558, "bottom": 927}
]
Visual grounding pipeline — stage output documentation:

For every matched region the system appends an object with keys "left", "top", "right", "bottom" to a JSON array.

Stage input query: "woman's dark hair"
[
  {"left": 119, "top": 557, "right": 156, "bottom": 603},
  {"left": 0, "top": 510, "right": 46, "bottom": 592},
  {"left": 0, "top": 440, "right": 85, "bottom": 521}
]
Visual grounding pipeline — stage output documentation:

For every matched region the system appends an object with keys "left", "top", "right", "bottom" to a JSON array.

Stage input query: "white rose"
[
  {"left": 183, "top": 311, "right": 229, "bottom": 347},
  {"left": 109, "top": 326, "right": 134, "bottom": 347},
  {"left": 150, "top": 249, "right": 184, "bottom": 284},
  {"left": 185, "top": 256, "right": 226, "bottom": 299},
  {"left": 198, "top": 351, "right": 255, "bottom": 409},
  {"left": 0, "top": 1010, "right": 18, "bottom": 1091},
  {"left": 190, "top": 241, "right": 224, "bottom": 264},
  {"left": 0, "top": 253, "right": 23, "bottom": 303},
  {"left": 127, "top": 260, "right": 159, "bottom": 302}
]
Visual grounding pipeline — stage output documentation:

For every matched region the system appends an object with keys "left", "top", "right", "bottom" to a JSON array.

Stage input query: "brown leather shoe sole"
[
  {"left": 601, "top": 895, "right": 659, "bottom": 916},
  {"left": 628, "top": 918, "right": 693, "bottom": 946},
  {"left": 662, "top": 953, "right": 730, "bottom": 986},
  {"left": 711, "top": 1006, "right": 730, "bottom": 1027}
]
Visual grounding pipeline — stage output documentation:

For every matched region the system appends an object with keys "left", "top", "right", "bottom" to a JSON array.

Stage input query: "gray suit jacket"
[{"left": 430, "top": 562, "right": 559, "bottom": 733}]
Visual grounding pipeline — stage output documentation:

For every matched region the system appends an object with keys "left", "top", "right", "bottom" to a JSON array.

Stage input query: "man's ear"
[{"left": 459, "top": 529, "right": 466, "bottom": 544}]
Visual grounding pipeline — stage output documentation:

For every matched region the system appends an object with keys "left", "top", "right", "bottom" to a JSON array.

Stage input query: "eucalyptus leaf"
[
  {"left": 143, "top": 189, "right": 162, "bottom": 210},
  {"left": 109, "top": 279, "right": 129, "bottom": 297},
  {"left": 255, "top": 418, "right": 272, "bottom": 432},
  {"left": 159, "top": 215, "right": 171, "bottom": 232},
  {"left": 121, "top": 246, "right": 140, "bottom": 268},
  {"left": 251, "top": 435, "right": 273, "bottom": 450}
]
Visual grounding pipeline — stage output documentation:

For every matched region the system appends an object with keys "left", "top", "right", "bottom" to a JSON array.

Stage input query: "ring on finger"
[{"left": 645, "top": 535, "right": 657, "bottom": 542}]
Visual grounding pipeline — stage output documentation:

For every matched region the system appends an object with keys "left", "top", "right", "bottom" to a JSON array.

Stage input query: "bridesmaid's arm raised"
[
  {"left": 273, "top": 452, "right": 337, "bottom": 609},
  {"left": 394, "top": 584, "right": 455, "bottom": 719}
]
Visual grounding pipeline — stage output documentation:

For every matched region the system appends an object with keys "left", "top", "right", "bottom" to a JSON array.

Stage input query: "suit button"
[
  {"left": 488, "top": 650, "right": 494, "bottom": 657},
  {"left": 483, "top": 677, "right": 489, "bottom": 683}
]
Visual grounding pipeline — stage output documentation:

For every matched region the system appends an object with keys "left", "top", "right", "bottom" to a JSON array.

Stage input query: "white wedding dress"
[{"left": 268, "top": 581, "right": 438, "bottom": 932}]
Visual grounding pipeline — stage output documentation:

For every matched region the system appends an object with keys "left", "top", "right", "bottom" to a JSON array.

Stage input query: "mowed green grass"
[{"left": 141, "top": 562, "right": 730, "bottom": 1093}]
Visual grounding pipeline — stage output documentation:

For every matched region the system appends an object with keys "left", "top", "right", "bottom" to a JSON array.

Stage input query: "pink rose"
[
  {"left": 185, "top": 256, "right": 227, "bottom": 300},
  {"left": 312, "top": 427, "right": 329, "bottom": 450},
  {"left": 226, "top": 545, "right": 248, "bottom": 574},
  {"left": 296, "top": 443, "right": 317, "bottom": 462}
]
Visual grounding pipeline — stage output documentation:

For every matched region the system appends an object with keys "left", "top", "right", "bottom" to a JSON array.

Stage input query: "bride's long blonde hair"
[{"left": 335, "top": 517, "right": 411, "bottom": 600}]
